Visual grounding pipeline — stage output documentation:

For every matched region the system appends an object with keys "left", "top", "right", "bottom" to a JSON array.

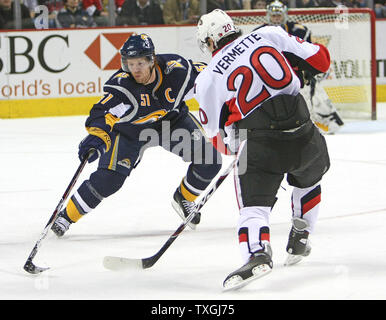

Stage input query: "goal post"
[{"left": 227, "top": 8, "right": 377, "bottom": 120}]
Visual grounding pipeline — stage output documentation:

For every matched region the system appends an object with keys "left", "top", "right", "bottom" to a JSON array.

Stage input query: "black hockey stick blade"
[
  {"left": 103, "top": 158, "right": 237, "bottom": 271},
  {"left": 24, "top": 257, "right": 50, "bottom": 274},
  {"left": 23, "top": 152, "right": 92, "bottom": 274}
]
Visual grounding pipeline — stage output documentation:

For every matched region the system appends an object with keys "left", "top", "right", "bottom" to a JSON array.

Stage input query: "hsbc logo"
[
  {"left": 0, "top": 32, "right": 134, "bottom": 74},
  {"left": 0, "top": 34, "right": 70, "bottom": 74},
  {"left": 84, "top": 32, "right": 133, "bottom": 70}
]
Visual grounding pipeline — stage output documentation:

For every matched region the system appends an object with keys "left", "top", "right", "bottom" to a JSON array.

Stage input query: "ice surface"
[{"left": 1, "top": 106, "right": 386, "bottom": 300}]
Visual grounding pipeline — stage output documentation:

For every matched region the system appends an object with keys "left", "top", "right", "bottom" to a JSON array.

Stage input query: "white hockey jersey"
[{"left": 194, "top": 25, "right": 330, "bottom": 153}]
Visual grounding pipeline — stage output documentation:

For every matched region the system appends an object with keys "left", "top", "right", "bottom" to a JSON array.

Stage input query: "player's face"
[
  {"left": 66, "top": 0, "right": 79, "bottom": 8},
  {"left": 0, "top": 0, "right": 12, "bottom": 8},
  {"left": 125, "top": 57, "right": 154, "bottom": 84},
  {"left": 270, "top": 14, "right": 284, "bottom": 25}
]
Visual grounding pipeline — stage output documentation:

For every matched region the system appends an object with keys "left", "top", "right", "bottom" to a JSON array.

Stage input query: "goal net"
[{"left": 228, "top": 8, "right": 377, "bottom": 120}]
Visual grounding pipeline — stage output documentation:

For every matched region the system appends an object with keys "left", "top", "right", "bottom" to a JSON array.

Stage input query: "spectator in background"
[
  {"left": 0, "top": 0, "right": 33, "bottom": 29},
  {"left": 251, "top": 0, "right": 267, "bottom": 8},
  {"left": 37, "top": 0, "right": 64, "bottom": 28},
  {"left": 207, "top": 0, "right": 242, "bottom": 12},
  {"left": 82, "top": 0, "right": 109, "bottom": 26},
  {"left": 295, "top": 0, "right": 317, "bottom": 7},
  {"left": 117, "top": 0, "right": 164, "bottom": 25},
  {"left": 354, "top": 0, "right": 369, "bottom": 7},
  {"left": 375, "top": 0, "right": 386, "bottom": 17},
  {"left": 56, "top": 0, "right": 97, "bottom": 27},
  {"left": 318, "top": 0, "right": 356, "bottom": 7},
  {"left": 23, "top": 0, "right": 38, "bottom": 18},
  {"left": 114, "top": 0, "right": 124, "bottom": 12},
  {"left": 101, "top": 0, "right": 124, "bottom": 12},
  {"left": 163, "top": 0, "right": 199, "bottom": 24}
]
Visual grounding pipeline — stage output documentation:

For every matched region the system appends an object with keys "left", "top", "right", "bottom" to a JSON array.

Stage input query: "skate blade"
[
  {"left": 284, "top": 254, "right": 303, "bottom": 266},
  {"left": 171, "top": 201, "right": 196, "bottom": 230},
  {"left": 223, "top": 264, "right": 272, "bottom": 292}
]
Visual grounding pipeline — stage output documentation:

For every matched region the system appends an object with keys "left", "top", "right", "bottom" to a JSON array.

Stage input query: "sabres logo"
[
  {"left": 113, "top": 72, "right": 130, "bottom": 84},
  {"left": 132, "top": 109, "right": 167, "bottom": 124},
  {"left": 113, "top": 72, "right": 129, "bottom": 79},
  {"left": 165, "top": 59, "right": 186, "bottom": 74},
  {"left": 117, "top": 158, "right": 131, "bottom": 169}
]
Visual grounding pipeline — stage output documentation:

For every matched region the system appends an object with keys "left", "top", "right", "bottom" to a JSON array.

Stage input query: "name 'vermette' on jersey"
[{"left": 194, "top": 26, "right": 330, "bottom": 153}]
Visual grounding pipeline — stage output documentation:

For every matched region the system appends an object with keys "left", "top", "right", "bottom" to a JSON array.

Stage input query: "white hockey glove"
[{"left": 223, "top": 124, "right": 241, "bottom": 154}]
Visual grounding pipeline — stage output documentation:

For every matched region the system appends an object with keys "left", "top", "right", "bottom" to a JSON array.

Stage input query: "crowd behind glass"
[{"left": 1, "top": 0, "right": 385, "bottom": 31}]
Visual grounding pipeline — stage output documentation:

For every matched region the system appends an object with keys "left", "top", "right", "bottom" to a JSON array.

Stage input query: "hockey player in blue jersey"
[{"left": 51, "top": 33, "right": 222, "bottom": 236}]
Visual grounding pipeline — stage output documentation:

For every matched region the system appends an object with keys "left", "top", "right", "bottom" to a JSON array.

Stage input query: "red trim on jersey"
[
  {"left": 234, "top": 174, "right": 241, "bottom": 210},
  {"left": 305, "top": 44, "right": 331, "bottom": 74},
  {"left": 210, "top": 98, "right": 244, "bottom": 155},
  {"left": 302, "top": 194, "right": 321, "bottom": 215},
  {"left": 260, "top": 232, "right": 270, "bottom": 242},
  {"left": 225, "top": 97, "right": 243, "bottom": 127},
  {"left": 210, "top": 134, "right": 232, "bottom": 155},
  {"left": 239, "top": 233, "right": 248, "bottom": 243}
]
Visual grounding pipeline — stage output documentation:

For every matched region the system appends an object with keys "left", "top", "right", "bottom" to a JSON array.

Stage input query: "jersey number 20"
[{"left": 227, "top": 46, "right": 293, "bottom": 116}]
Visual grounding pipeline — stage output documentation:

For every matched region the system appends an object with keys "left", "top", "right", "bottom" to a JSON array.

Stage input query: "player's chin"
[
  {"left": 132, "top": 73, "right": 141, "bottom": 80},
  {"left": 133, "top": 76, "right": 146, "bottom": 84}
]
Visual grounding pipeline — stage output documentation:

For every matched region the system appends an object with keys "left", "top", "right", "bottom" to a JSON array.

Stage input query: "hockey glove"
[
  {"left": 78, "top": 127, "right": 112, "bottom": 163},
  {"left": 223, "top": 124, "right": 240, "bottom": 155}
]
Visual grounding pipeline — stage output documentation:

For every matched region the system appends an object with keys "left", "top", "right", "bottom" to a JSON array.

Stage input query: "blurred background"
[{"left": 1, "top": 0, "right": 384, "bottom": 31}]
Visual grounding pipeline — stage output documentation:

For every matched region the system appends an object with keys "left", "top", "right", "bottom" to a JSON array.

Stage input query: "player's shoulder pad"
[
  {"left": 194, "top": 68, "right": 212, "bottom": 94},
  {"left": 255, "top": 24, "right": 285, "bottom": 35},
  {"left": 156, "top": 53, "right": 190, "bottom": 75},
  {"left": 290, "top": 21, "right": 307, "bottom": 31},
  {"left": 105, "top": 69, "right": 131, "bottom": 86},
  {"left": 102, "top": 69, "right": 134, "bottom": 100},
  {"left": 190, "top": 60, "right": 207, "bottom": 73},
  {"left": 253, "top": 23, "right": 269, "bottom": 32}
]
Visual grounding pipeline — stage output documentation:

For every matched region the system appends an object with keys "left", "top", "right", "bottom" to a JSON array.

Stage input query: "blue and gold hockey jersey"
[{"left": 85, "top": 54, "right": 206, "bottom": 139}]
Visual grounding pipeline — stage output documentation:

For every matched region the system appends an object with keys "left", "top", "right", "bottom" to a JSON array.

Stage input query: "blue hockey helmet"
[{"left": 120, "top": 34, "right": 155, "bottom": 72}]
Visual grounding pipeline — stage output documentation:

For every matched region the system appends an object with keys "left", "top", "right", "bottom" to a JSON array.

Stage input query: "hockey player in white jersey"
[{"left": 195, "top": 9, "right": 331, "bottom": 290}]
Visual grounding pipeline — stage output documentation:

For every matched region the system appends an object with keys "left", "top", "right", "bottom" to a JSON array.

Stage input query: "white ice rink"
[{"left": 1, "top": 106, "right": 386, "bottom": 301}]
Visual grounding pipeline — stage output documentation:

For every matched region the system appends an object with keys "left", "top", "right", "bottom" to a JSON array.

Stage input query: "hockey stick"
[
  {"left": 23, "top": 151, "right": 93, "bottom": 274},
  {"left": 103, "top": 157, "right": 237, "bottom": 271}
]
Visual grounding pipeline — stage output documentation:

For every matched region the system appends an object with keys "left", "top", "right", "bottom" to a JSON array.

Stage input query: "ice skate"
[
  {"left": 51, "top": 210, "right": 73, "bottom": 237},
  {"left": 223, "top": 243, "right": 273, "bottom": 291},
  {"left": 172, "top": 188, "right": 201, "bottom": 230},
  {"left": 284, "top": 217, "right": 312, "bottom": 266}
]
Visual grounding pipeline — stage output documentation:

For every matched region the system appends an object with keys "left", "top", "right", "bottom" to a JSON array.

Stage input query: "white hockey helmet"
[
  {"left": 266, "top": 0, "right": 288, "bottom": 25},
  {"left": 197, "top": 9, "right": 238, "bottom": 52}
]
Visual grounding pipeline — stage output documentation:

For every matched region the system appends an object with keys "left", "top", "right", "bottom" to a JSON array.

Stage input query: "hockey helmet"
[
  {"left": 120, "top": 34, "right": 155, "bottom": 72},
  {"left": 197, "top": 9, "right": 238, "bottom": 52},
  {"left": 266, "top": 1, "right": 288, "bottom": 25}
]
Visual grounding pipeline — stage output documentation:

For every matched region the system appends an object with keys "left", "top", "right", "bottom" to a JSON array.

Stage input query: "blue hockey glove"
[{"left": 78, "top": 127, "right": 112, "bottom": 163}]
